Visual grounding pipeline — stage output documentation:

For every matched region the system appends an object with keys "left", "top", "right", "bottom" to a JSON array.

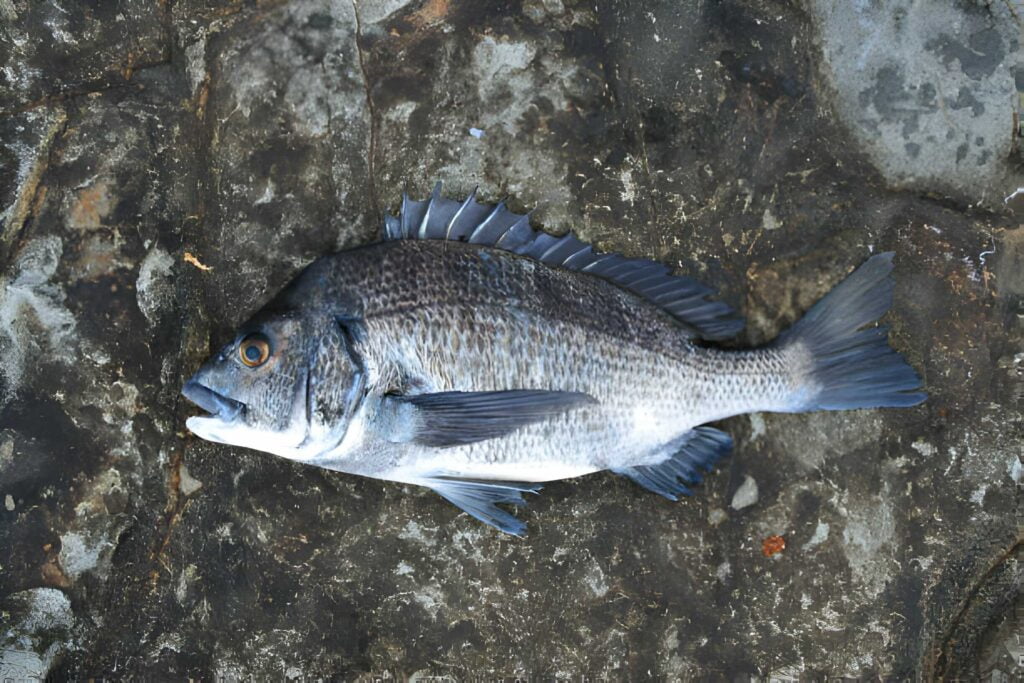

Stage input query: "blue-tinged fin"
[
  {"left": 383, "top": 389, "right": 596, "bottom": 448},
  {"left": 381, "top": 181, "right": 744, "bottom": 340},
  {"left": 383, "top": 213, "right": 402, "bottom": 239},
  {"left": 775, "top": 252, "right": 926, "bottom": 411},
  {"left": 420, "top": 476, "right": 542, "bottom": 536},
  {"left": 613, "top": 426, "right": 733, "bottom": 500}
]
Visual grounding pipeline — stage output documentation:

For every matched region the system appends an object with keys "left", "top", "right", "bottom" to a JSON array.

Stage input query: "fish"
[{"left": 182, "top": 182, "right": 926, "bottom": 535}]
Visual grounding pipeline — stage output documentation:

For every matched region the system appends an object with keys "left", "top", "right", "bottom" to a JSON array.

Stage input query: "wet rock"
[
  {"left": 808, "top": 1, "right": 1022, "bottom": 208},
  {"left": 0, "top": 587, "right": 76, "bottom": 677},
  {"left": 0, "top": 0, "right": 169, "bottom": 112},
  {"left": 0, "top": 0, "right": 1021, "bottom": 679}
]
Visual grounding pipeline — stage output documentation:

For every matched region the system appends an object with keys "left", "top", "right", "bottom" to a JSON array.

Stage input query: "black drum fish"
[{"left": 182, "top": 183, "right": 925, "bottom": 535}]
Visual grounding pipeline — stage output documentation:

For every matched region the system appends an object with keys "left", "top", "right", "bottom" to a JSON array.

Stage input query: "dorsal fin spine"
[
  {"left": 469, "top": 202, "right": 505, "bottom": 244},
  {"left": 446, "top": 187, "right": 478, "bottom": 241},
  {"left": 494, "top": 213, "right": 532, "bottom": 250},
  {"left": 400, "top": 193, "right": 412, "bottom": 238},
  {"left": 579, "top": 254, "right": 617, "bottom": 272},
  {"left": 646, "top": 280, "right": 694, "bottom": 297},
  {"left": 627, "top": 270, "right": 672, "bottom": 286},
  {"left": 557, "top": 245, "right": 592, "bottom": 267},
  {"left": 603, "top": 263, "right": 647, "bottom": 280},
  {"left": 418, "top": 182, "right": 443, "bottom": 239},
  {"left": 539, "top": 237, "right": 570, "bottom": 261}
]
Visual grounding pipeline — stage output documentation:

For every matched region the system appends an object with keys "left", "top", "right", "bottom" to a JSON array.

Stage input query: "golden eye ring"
[{"left": 239, "top": 334, "right": 271, "bottom": 367}]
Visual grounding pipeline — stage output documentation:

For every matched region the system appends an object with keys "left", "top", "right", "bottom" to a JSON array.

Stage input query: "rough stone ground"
[{"left": 1, "top": 0, "right": 1022, "bottom": 678}]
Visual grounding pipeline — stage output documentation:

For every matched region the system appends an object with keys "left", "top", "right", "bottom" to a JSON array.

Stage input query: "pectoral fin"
[{"left": 382, "top": 389, "right": 596, "bottom": 448}]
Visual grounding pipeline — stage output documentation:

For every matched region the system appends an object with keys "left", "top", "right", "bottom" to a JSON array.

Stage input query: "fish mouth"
[{"left": 182, "top": 379, "right": 244, "bottom": 422}]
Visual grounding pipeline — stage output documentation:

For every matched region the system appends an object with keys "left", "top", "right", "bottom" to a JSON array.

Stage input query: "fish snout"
[{"left": 182, "top": 379, "right": 244, "bottom": 421}]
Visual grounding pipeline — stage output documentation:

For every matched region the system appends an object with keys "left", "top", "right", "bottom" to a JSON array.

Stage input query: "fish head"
[{"left": 182, "top": 305, "right": 364, "bottom": 460}]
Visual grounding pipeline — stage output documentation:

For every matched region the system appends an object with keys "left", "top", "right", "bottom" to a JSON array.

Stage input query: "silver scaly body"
[{"left": 305, "top": 241, "right": 794, "bottom": 482}]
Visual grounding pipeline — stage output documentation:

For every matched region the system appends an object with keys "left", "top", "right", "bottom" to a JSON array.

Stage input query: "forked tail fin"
[{"left": 776, "top": 252, "right": 926, "bottom": 411}]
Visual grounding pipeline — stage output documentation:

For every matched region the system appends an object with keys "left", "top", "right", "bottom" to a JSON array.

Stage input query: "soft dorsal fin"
[{"left": 382, "top": 182, "right": 743, "bottom": 340}]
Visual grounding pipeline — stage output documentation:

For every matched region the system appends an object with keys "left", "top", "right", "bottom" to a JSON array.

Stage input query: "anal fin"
[
  {"left": 420, "top": 476, "right": 542, "bottom": 536},
  {"left": 613, "top": 426, "right": 732, "bottom": 500}
]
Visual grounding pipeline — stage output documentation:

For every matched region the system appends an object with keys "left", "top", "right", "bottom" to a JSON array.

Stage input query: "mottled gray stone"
[
  {"left": 808, "top": 0, "right": 1022, "bottom": 208},
  {"left": 0, "top": 0, "right": 1021, "bottom": 679}
]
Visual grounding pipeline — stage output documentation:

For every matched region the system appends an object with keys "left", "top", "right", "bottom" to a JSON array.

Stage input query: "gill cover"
[{"left": 304, "top": 318, "right": 366, "bottom": 455}]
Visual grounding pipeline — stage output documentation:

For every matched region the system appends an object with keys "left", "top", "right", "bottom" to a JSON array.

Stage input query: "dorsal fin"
[{"left": 382, "top": 182, "right": 744, "bottom": 340}]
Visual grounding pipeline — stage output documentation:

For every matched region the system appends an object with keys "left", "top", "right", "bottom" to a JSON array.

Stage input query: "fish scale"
[{"left": 183, "top": 184, "right": 925, "bottom": 535}]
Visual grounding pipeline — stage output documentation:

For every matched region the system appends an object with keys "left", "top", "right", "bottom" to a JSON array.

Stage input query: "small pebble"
[
  {"left": 730, "top": 475, "right": 759, "bottom": 510},
  {"left": 708, "top": 507, "right": 728, "bottom": 526},
  {"left": 178, "top": 464, "right": 203, "bottom": 496}
]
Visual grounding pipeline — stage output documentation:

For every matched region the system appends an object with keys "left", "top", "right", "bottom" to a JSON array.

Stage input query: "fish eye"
[{"left": 238, "top": 333, "right": 271, "bottom": 368}]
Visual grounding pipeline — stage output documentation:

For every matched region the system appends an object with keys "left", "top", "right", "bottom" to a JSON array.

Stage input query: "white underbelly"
[{"left": 387, "top": 459, "right": 600, "bottom": 484}]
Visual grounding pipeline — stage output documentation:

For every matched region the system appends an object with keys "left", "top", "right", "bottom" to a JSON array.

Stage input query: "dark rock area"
[{"left": 1, "top": 0, "right": 1021, "bottom": 678}]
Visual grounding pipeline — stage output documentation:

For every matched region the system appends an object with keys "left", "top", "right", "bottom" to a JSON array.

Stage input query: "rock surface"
[{"left": 1, "top": 0, "right": 1021, "bottom": 678}]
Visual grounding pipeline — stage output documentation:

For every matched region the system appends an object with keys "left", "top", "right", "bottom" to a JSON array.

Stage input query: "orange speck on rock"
[
  {"left": 409, "top": 0, "right": 449, "bottom": 27},
  {"left": 762, "top": 534, "right": 786, "bottom": 557},
  {"left": 41, "top": 557, "right": 70, "bottom": 588},
  {"left": 183, "top": 251, "right": 212, "bottom": 271}
]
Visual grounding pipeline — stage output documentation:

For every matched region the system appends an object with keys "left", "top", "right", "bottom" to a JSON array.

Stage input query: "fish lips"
[{"left": 182, "top": 379, "right": 244, "bottom": 423}]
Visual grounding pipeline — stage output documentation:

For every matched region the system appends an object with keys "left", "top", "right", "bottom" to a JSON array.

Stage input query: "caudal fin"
[{"left": 776, "top": 252, "right": 926, "bottom": 411}]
